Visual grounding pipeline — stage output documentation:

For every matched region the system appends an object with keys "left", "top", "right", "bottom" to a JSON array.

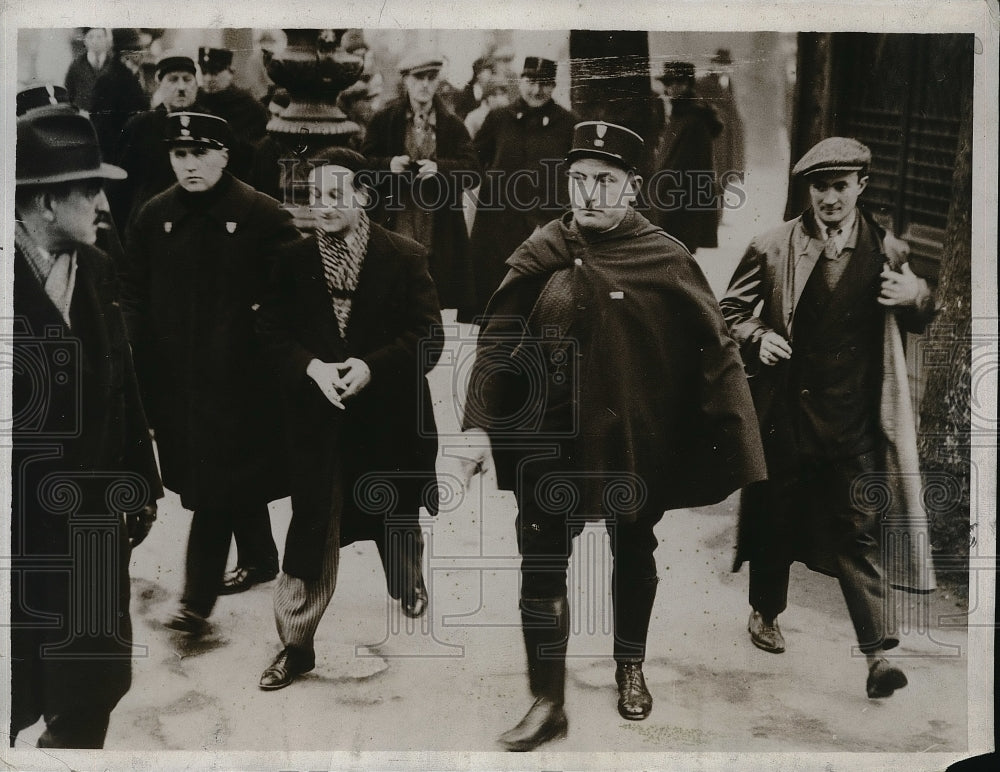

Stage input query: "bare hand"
[
  {"left": 415, "top": 159, "right": 438, "bottom": 179},
  {"left": 878, "top": 262, "right": 925, "bottom": 307},
  {"left": 306, "top": 359, "right": 346, "bottom": 409},
  {"left": 759, "top": 331, "right": 793, "bottom": 366},
  {"left": 390, "top": 154, "right": 412, "bottom": 174},
  {"left": 334, "top": 357, "right": 371, "bottom": 399}
]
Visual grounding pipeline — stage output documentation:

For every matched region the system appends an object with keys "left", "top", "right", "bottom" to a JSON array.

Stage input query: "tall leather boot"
[
  {"left": 613, "top": 576, "right": 658, "bottom": 720},
  {"left": 498, "top": 597, "right": 570, "bottom": 751}
]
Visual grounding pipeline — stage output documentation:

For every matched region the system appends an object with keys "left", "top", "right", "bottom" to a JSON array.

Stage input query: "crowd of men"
[{"left": 10, "top": 28, "right": 937, "bottom": 753}]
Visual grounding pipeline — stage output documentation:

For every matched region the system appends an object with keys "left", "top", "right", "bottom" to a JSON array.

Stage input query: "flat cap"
[
  {"left": 198, "top": 47, "right": 234, "bottom": 74},
  {"left": 566, "top": 120, "right": 645, "bottom": 172},
  {"left": 792, "top": 136, "right": 872, "bottom": 177},
  {"left": 112, "top": 27, "right": 144, "bottom": 52},
  {"left": 156, "top": 52, "right": 197, "bottom": 80},
  {"left": 521, "top": 56, "right": 557, "bottom": 83},
  {"left": 164, "top": 111, "right": 232, "bottom": 149},
  {"left": 398, "top": 50, "right": 444, "bottom": 76},
  {"left": 17, "top": 84, "right": 72, "bottom": 116}
]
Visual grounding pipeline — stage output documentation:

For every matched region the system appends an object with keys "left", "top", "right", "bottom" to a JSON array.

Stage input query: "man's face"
[
  {"left": 200, "top": 67, "right": 233, "bottom": 94},
  {"left": 476, "top": 66, "right": 494, "bottom": 86},
  {"left": 808, "top": 170, "right": 868, "bottom": 228},
  {"left": 404, "top": 70, "right": 439, "bottom": 110},
  {"left": 169, "top": 145, "right": 228, "bottom": 192},
  {"left": 486, "top": 91, "right": 510, "bottom": 110},
  {"left": 309, "top": 164, "right": 367, "bottom": 236},
  {"left": 160, "top": 71, "right": 197, "bottom": 111},
  {"left": 568, "top": 156, "right": 640, "bottom": 232},
  {"left": 518, "top": 77, "right": 554, "bottom": 108},
  {"left": 664, "top": 79, "right": 688, "bottom": 99},
  {"left": 48, "top": 180, "right": 109, "bottom": 248},
  {"left": 84, "top": 28, "right": 110, "bottom": 57}
]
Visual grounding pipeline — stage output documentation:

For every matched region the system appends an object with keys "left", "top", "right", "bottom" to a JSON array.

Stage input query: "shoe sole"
[{"left": 618, "top": 705, "right": 652, "bottom": 721}]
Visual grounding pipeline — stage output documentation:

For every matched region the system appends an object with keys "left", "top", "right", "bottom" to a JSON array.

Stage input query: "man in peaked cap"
[
  {"left": 109, "top": 51, "right": 208, "bottom": 229},
  {"left": 197, "top": 47, "right": 270, "bottom": 181},
  {"left": 461, "top": 121, "right": 766, "bottom": 750},
  {"left": 121, "top": 112, "right": 301, "bottom": 637},
  {"left": 720, "top": 137, "right": 937, "bottom": 698},
  {"left": 90, "top": 28, "right": 150, "bottom": 160},
  {"left": 11, "top": 105, "right": 162, "bottom": 748},
  {"left": 467, "top": 55, "right": 577, "bottom": 318}
]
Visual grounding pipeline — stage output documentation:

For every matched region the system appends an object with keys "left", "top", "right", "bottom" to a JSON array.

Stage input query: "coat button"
[
  {"left": 573, "top": 258, "right": 583, "bottom": 266},
  {"left": 801, "top": 389, "right": 810, "bottom": 398}
]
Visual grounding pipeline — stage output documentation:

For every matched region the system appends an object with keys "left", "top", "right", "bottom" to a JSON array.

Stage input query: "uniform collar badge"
[
  {"left": 163, "top": 222, "right": 172, "bottom": 233},
  {"left": 226, "top": 221, "right": 237, "bottom": 234}
]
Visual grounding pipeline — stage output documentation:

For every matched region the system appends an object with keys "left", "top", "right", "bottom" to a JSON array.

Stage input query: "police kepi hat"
[
  {"left": 17, "top": 84, "right": 72, "bottom": 116},
  {"left": 792, "top": 137, "right": 872, "bottom": 177},
  {"left": 566, "top": 121, "right": 645, "bottom": 172},
  {"left": 16, "top": 104, "right": 127, "bottom": 185},
  {"left": 156, "top": 51, "right": 197, "bottom": 80},
  {"left": 521, "top": 56, "right": 557, "bottom": 83},
  {"left": 164, "top": 112, "right": 232, "bottom": 149},
  {"left": 198, "top": 47, "right": 234, "bottom": 74}
]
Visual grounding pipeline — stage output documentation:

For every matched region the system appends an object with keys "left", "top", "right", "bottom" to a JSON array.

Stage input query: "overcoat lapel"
[
  {"left": 344, "top": 225, "right": 389, "bottom": 351},
  {"left": 292, "top": 236, "right": 348, "bottom": 360}
]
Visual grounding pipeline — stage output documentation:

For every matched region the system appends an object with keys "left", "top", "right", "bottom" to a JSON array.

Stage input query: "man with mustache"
[{"left": 720, "top": 137, "right": 937, "bottom": 698}]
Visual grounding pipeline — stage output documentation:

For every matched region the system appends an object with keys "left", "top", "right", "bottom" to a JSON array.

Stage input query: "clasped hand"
[{"left": 306, "top": 357, "right": 371, "bottom": 409}]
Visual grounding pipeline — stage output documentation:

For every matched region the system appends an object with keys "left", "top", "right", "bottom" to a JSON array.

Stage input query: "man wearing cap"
[
  {"left": 362, "top": 52, "right": 479, "bottom": 318},
  {"left": 454, "top": 56, "right": 495, "bottom": 119},
  {"left": 11, "top": 105, "right": 162, "bottom": 747},
  {"left": 90, "top": 28, "right": 150, "bottom": 161},
  {"left": 461, "top": 121, "right": 765, "bottom": 750},
  {"left": 720, "top": 137, "right": 937, "bottom": 698},
  {"left": 110, "top": 52, "right": 207, "bottom": 229},
  {"left": 122, "top": 112, "right": 301, "bottom": 635},
  {"left": 197, "top": 47, "right": 270, "bottom": 181},
  {"left": 649, "top": 60, "right": 723, "bottom": 254},
  {"left": 467, "top": 56, "right": 577, "bottom": 318}
]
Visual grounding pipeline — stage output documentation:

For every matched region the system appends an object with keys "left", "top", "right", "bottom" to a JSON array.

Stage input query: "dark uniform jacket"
[
  {"left": 720, "top": 208, "right": 937, "bottom": 590},
  {"left": 362, "top": 96, "right": 480, "bottom": 319},
  {"left": 464, "top": 208, "right": 767, "bottom": 521},
  {"left": 11, "top": 240, "right": 162, "bottom": 732},
  {"left": 256, "top": 224, "right": 443, "bottom": 579},
  {"left": 467, "top": 97, "right": 577, "bottom": 318},
  {"left": 121, "top": 172, "right": 300, "bottom": 511},
  {"left": 649, "top": 94, "right": 723, "bottom": 253}
]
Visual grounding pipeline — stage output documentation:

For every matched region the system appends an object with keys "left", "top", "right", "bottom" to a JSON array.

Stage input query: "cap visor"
[{"left": 566, "top": 149, "right": 634, "bottom": 171}]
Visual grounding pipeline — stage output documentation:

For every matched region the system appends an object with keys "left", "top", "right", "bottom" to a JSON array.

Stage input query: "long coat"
[
  {"left": 467, "top": 97, "right": 577, "bottom": 318},
  {"left": 648, "top": 95, "right": 723, "bottom": 253},
  {"left": 256, "top": 223, "right": 443, "bottom": 580},
  {"left": 719, "top": 208, "right": 937, "bottom": 592},
  {"left": 464, "top": 208, "right": 767, "bottom": 521},
  {"left": 122, "top": 172, "right": 301, "bottom": 511},
  {"left": 90, "top": 58, "right": 149, "bottom": 161},
  {"left": 11, "top": 240, "right": 162, "bottom": 732},
  {"left": 362, "top": 96, "right": 480, "bottom": 319},
  {"left": 695, "top": 73, "right": 746, "bottom": 187}
]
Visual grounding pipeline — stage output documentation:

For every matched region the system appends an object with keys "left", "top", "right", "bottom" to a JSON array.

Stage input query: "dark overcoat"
[
  {"left": 11, "top": 241, "right": 162, "bottom": 732},
  {"left": 90, "top": 59, "right": 149, "bottom": 161},
  {"left": 695, "top": 73, "right": 746, "bottom": 186},
  {"left": 121, "top": 172, "right": 300, "bottom": 511},
  {"left": 467, "top": 97, "right": 577, "bottom": 318},
  {"left": 648, "top": 95, "right": 723, "bottom": 253},
  {"left": 362, "top": 96, "right": 480, "bottom": 318},
  {"left": 464, "top": 208, "right": 767, "bottom": 521},
  {"left": 719, "top": 208, "right": 937, "bottom": 591},
  {"left": 256, "top": 223, "right": 443, "bottom": 580}
]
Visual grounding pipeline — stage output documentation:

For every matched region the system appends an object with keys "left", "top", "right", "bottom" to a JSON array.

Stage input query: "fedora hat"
[{"left": 16, "top": 105, "right": 126, "bottom": 186}]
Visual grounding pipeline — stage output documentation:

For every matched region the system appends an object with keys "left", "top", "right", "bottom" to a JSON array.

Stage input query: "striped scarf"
[{"left": 316, "top": 210, "right": 370, "bottom": 340}]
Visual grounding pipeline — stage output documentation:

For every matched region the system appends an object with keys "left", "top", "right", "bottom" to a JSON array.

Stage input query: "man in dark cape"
[{"left": 462, "top": 121, "right": 766, "bottom": 751}]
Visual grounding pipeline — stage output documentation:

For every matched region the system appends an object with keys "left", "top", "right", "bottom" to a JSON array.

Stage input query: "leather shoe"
[
  {"left": 401, "top": 581, "right": 429, "bottom": 618},
  {"left": 748, "top": 610, "right": 785, "bottom": 653},
  {"left": 219, "top": 565, "right": 279, "bottom": 595},
  {"left": 497, "top": 696, "right": 568, "bottom": 752},
  {"left": 259, "top": 646, "right": 316, "bottom": 691},
  {"left": 866, "top": 657, "right": 908, "bottom": 698},
  {"left": 615, "top": 662, "right": 653, "bottom": 720},
  {"left": 163, "top": 607, "right": 210, "bottom": 638}
]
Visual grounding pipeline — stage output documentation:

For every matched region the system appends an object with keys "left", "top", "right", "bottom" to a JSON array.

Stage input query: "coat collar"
[{"left": 156, "top": 172, "right": 255, "bottom": 227}]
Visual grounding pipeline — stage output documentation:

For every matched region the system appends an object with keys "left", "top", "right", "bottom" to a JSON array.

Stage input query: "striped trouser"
[{"left": 273, "top": 514, "right": 341, "bottom": 651}]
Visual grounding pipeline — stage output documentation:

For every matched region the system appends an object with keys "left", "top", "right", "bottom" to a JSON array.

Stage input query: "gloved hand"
[{"left": 127, "top": 503, "right": 157, "bottom": 548}]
